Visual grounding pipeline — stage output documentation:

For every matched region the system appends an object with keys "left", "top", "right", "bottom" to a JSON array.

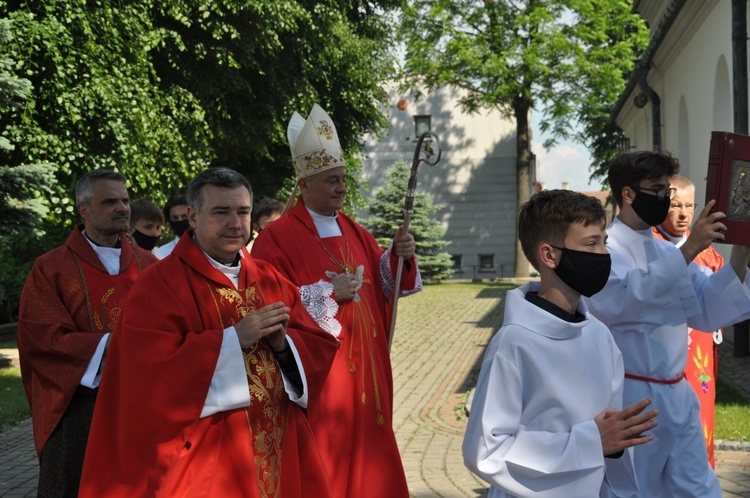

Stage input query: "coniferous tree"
[
  {"left": 0, "top": 18, "right": 55, "bottom": 237},
  {"left": 363, "top": 159, "right": 453, "bottom": 282},
  {"left": 0, "top": 17, "right": 58, "bottom": 321}
]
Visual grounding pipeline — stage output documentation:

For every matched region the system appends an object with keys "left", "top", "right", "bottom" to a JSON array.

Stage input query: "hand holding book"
[
  {"left": 706, "top": 131, "right": 750, "bottom": 245},
  {"left": 680, "top": 200, "right": 728, "bottom": 264}
]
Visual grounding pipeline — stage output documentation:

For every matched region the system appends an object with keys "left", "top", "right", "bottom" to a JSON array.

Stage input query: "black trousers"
[{"left": 37, "top": 385, "right": 97, "bottom": 498}]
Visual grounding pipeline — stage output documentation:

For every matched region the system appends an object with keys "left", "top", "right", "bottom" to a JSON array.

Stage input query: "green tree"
[
  {"left": 362, "top": 159, "right": 454, "bottom": 282},
  {"left": 1, "top": 0, "right": 402, "bottom": 223},
  {"left": 0, "top": 16, "right": 59, "bottom": 321},
  {"left": 1, "top": 0, "right": 214, "bottom": 224},
  {"left": 0, "top": 17, "right": 55, "bottom": 236},
  {"left": 147, "top": 0, "right": 401, "bottom": 213},
  {"left": 400, "top": 0, "right": 648, "bottom": 277},
  {"left": 0, "top": 0, "right": 404, "bottom": 315}
]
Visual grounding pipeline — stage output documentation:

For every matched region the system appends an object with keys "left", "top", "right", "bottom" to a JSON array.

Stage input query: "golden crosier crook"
[{"left": 388, "top": 131, "right": 442, "bottom": 351}]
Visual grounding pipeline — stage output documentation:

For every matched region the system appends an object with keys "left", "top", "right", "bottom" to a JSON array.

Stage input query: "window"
[
  {"left": 479, "top": 254, "right": 495, "bottom": 272},
  {"left": 414, "top": 115, "right": 431, "bottom": 140},
  {"left": 619, "top": 137, "right": 635, "bottom": 153},
  {"left": 451, "top": 254, "right": 462, "bottom": 270}
]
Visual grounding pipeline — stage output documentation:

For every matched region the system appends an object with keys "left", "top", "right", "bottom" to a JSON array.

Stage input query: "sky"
[{"left": 531, "top": 114, "right": 606, "bottom": 193}]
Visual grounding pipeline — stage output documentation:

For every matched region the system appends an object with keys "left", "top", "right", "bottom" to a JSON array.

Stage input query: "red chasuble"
[
  {"left": 252, "top": 201, "right": 418, "bottom": 498},
  {"left": 79, "top": 234, "right": 337, "bottom": 498},
  {"left": 652, "top": 227, "right": 724, "bottom": 466},
  {"left": 17, "top": 226, "right": 157, "bottom": 456}
]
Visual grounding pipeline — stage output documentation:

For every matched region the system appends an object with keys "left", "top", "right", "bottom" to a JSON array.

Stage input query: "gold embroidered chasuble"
[
  {"left": 79, "top": 235, "right": 337, "bottom": 498},
  {"left": 208, "top": 278, "right": 288, "bottom": 497}
]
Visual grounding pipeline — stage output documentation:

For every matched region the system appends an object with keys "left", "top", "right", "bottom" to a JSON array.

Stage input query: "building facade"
[
  {"left": 361, "top": 86, "right": 519, "bottom": 279},
  {"left": 614, "top": 0, "right": 750, "bottom": 353},
  {"left": 613, "top": 0, "right": 735, "bottom": 257}
]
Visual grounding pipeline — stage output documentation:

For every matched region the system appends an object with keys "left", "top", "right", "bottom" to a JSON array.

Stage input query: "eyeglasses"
[
  {"left": 670, "top": 202, "right": 697, "bottom": 211},
  {"left": 633, "top": 186, "right": 677, "bottom": 200}
]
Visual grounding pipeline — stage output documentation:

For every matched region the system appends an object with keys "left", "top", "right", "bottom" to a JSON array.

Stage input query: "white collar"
[
  {"left": 192, "top": 235, "right": 245, "bottom": 288},
  {"left": 81, "top": 229, "right": 121, "bottom": 275},
  {"left": 203, "top": 250, "right": 244, "bottom": 289},
  {"left": 306, "top": 206, "right": 342, "bottom": 238},
  {"left": 656, "top": 225, "right": 687, "bottom": 247}
]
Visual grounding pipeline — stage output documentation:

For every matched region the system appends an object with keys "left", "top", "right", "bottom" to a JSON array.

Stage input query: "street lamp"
[{"left": 413, "top": 115, "right": 431, "bottom": 140}]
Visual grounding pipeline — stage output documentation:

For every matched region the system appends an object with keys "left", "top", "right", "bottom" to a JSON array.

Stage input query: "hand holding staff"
[{"left": 388, "top": 131, "right": 442, "bottom": 351}]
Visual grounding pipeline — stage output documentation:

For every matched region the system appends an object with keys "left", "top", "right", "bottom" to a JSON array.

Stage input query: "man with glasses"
[
  {"left": 652, "top": 175, "right": 724, "bottom": 468},
  {"left": 587, "top": 151, "right": 750, "bottom": 497}
]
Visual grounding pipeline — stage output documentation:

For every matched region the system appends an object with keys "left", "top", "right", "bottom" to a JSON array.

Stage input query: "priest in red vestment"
[
  {"left": 252, "top": 104, "right": 423, "bottom": 498},
  {"left": 80, "top": 167, "right": 338, "bottom": 498},
  {"left": 17, "top": 169, "right": 158, "bottom": 496},
  {"left": 652, "top": 174, "right": 724, "bottom": 467}
]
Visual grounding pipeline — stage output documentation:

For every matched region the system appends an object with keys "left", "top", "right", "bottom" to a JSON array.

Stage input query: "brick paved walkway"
[
  {"left": 1, "top": 281, "right": 750, "bottom": 497},
  {"left": 0, "top": 417, "right": 35, "bottom": 497}
]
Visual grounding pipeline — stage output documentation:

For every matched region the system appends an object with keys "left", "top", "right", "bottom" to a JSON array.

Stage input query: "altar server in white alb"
[
  {"left": 587, "top": 150, "right": 750, "bottom": 498},
  {"left": 463, "top": 189, "right": 659, "bottom": 498}
]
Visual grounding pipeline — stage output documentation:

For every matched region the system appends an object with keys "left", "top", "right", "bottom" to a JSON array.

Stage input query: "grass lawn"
[
  {"left": 715, "top": 377, "right": 750, "bottom": 442},
  {"left": 0, "top": 366, "right": 29, "bottom": 431},
  {"left": 0, "top": 340, "right": 28, "bottom": 430}
]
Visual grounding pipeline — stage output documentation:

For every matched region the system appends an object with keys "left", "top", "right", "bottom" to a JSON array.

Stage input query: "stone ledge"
[
  {"left": 715, "top": 440, "right": 750, "bottom": 452},
  {"left": 0, "top": 349, "right": 19, "bottom": 368},
  {"left": 0, "top": 322, "right": 17, "bottom": 343}
]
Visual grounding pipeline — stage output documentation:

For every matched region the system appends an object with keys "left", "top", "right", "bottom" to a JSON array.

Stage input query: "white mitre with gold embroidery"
[{"left": 287, "top": 104, "right": 346, "bottom": 179}]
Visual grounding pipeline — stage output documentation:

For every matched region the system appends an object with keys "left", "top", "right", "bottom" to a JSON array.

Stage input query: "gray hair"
[
  {"left": 669, "top": 175, "right": 695, "bottom": 190},
  {"left": 187, "top": 167, "right": 253, "bottom": 212},
  {"left": 75, "top": 169, "right": 127, "bottom": 204}
]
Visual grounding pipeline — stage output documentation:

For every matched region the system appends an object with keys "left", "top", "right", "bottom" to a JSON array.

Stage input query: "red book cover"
[{"left": 706, "top": 131, "right": 750, "bottom": 245}]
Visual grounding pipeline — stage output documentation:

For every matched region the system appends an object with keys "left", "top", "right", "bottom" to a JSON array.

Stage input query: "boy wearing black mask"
[
  {"left": 463, "top": 189, "right": 658, "bottom": 498},
  {"left": 155, "top": 193, "right": 189, "bottom": 259},
  {"left": 587, "top": 150, "right": 750, "bottom": 497},
  {"left": 127, "top": 199, "right": 163, "bottom": 252}
]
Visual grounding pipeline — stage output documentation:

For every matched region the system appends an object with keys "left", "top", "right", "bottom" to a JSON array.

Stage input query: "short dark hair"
[
  {"left": 162, "top": 191, "right": 188, "bottom": 221},
  {"left": 75, "top": 169, "right": 126, "bottom": 204},
  {"left": 253, "top": 197, "right": 284, "bottom": 224},
  {"left": 608, "top": 151, "right": 680, "bottom": 206},
  {"left": 186, "top": 168, "right": 252, "bottom": 212},
  {"left": 130, "top": 199, "right": 165, "bottom": 225},
  {"left": 518, "top": 189, "right": 608, "bottom": 270}
]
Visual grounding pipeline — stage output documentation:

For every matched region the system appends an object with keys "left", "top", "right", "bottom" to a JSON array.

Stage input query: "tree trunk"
[{"left": 513, "top": 97, "right": 532, "bottom": 278}]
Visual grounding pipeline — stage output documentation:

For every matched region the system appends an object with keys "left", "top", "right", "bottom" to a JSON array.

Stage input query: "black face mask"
[
  {"left": 169, "top": 219, "right": 191, "bottom": 238},
  {"left": 631, "top": 190, "right": 671, "bottom": 227},
  {"left": 131, "top": 229, "right": 161, "bottom": 251},
  {"left": 551, "top": 246, "right": 612, "bottom": 298}
]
